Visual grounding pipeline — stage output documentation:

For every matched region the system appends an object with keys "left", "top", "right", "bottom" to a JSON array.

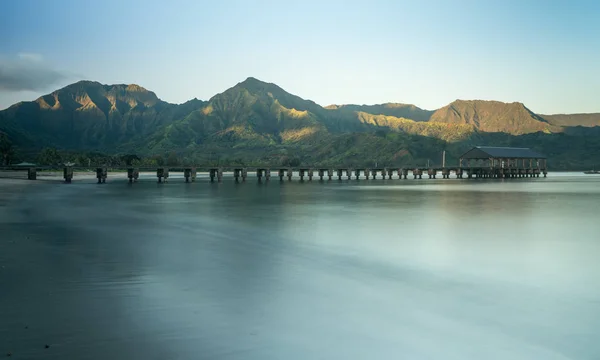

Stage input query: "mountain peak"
[
  {"left": 241, "top": 76, "right": 264, "bottom": 84},
  {"left": 235, "top": 77, "right": 282, "bottom": 93},
  {"left": 125, "top": 84, "right": 150, "bottom": 92}
]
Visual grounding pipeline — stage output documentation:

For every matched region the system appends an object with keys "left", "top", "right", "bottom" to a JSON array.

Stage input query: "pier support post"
[
  {"left": 354, "top": 169, "right": 360, "bottom": 180},
  {"left": 413, "top": 169, "right": 421, "bottom": 179},
  {"left": 256, "top": 169, "right": 263, "bottom": 182},
  {"left": 337, "top": 169, "right": 343, "bottom": 180},
  {"left": 265, "top": 169, "right": 271, "bottom": 181},
  {"left": 96, "top": 167, "right": 107, "bottom": 183},
  {"left": 442, "top": 168, "right": 449, "bottom": 179},
  {"left": 64, "top": 166, "right": 74, "bottom": 183},
  {"left": 128, "top": 167, "right": 136, "bottom": 183},
  {"left": 278, "top": 169, "right": 285, "bottom": 181},
  {"left": 327, "top": 169, "right": 333, "bottom": 180},
  {"left": 287, "top": 169, "right": 293, "bottom": 181},
  {"left": 299, "top": 169, "right": 305, "bottom": 181},
  {"left": 184, "top": 168, "right": 192, "bottom": 183},
  {"left": 365, "top": 169, "right": 371, "bottom": 180},
  {"left": 242, "top": 168, "right": 248, "bottom": 182},
  {"left": 28, "top": 167, "right": 37, "bottom": 180},
  {"left": 371, "top": 169, "right": 377, "bottom": 179},
  {"left": 190, "top": 168, "right": 196, "bottom": 182},
  {"left": 157, "top": 167, "right": 167, "bottom": 183},
  {"left": 308, "top": 169, "right": 314, "bottom": 181},
  {"left": 234, "top": 168, "right": 241, "bottom": 182},
  {"left": 209, "top": 168, "right": 216, "bottom": 182},
  {"left": 318, "top": 169, "right": 324, "bottom": 181},
  {"left": 346, "top": 169, "right": 352, "bottom": 180}
]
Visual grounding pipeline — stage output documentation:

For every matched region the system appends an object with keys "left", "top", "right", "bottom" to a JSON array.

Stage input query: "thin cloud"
[
  {"left": 0, "top": 53, "right": 67, "bottom": 91},
  {"left": 17, "top": 52, "right": 44, "bottom": 62}
]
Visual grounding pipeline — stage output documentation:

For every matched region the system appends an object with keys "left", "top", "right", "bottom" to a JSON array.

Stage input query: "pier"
[{"left": 0, "top": 146, "right": 548, "bottom": 183}]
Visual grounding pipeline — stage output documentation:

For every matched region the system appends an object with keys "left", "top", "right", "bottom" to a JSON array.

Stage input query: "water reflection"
[{"left": 1, "top": 174, "right": 600, "bottom": 359}]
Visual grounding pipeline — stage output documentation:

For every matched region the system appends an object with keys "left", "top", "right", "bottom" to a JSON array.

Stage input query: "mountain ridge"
[{"left": 1, "top": 77, "right": 600, "bottom": 169}]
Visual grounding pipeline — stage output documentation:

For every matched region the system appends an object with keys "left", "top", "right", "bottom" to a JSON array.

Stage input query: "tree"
[
  {"left": 37, "top": 147, "right": 62, "bottom": 166},
  {"left": 166, "top": 152, "right": 179, "bottom": 166},
  {"left": 0, "top": 133, "right": 15, "bottom": 166},
  {"left": 75, "top": 154, "right": 91, "bottom": 168},
  {"left": 121, "top": 154, "right": 141, "bottom": 166},
  {"left": 152, "top": 155, "right": 165, "bottom": 166},
  {"left": 279, "top": 156, "right": 290, "bottom": 166},
  {"left": 289, "top": 157, "right": 301, "bottom": 167}
]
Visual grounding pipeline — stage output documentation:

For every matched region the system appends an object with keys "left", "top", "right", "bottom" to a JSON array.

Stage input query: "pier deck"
[{"left": 0, "top": 146, "right": 549, "bottom": 183}]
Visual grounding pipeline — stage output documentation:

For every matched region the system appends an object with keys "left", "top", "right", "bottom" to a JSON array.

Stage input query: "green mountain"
[
  {"left": 0, "top": 80, "right": 205, "bottom": 150},
  {"left": 1, "top": 77, "right": 600, "bottom": 169},
  {"left": 324, "top": 103, "right": 434, "bottom": 122}
]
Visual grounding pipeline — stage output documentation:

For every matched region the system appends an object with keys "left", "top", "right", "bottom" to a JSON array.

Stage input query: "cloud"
[
  {"left": 0, "top": 53, "right": 67, "bottom": 91},
  {"left": 17, "top": 52, "right": 44, "bottom": 62}
]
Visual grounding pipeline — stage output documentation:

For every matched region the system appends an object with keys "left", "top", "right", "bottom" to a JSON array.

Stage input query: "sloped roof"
[{"left": 461, "top": 146, "right": 547, "bottom": 159}]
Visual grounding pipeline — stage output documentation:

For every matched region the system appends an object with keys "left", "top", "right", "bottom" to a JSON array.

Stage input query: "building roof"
[
  {"left": 14, "top": 162, "right": 37, "bottom": 166},
  {"left": 461, "top": 146, "right": 547, "bottom": 159}
]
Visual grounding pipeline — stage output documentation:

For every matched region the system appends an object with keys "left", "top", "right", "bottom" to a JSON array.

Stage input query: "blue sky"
[{"left": 1, "top": 0, "right": 599, "bottom": 113}]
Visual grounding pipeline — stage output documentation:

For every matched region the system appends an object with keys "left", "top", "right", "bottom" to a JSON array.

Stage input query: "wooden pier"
[{"left": 1, "top": 146, "right": 548, "bottom": 183}]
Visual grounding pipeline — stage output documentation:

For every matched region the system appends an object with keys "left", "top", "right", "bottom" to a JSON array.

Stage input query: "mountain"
[
  {"left": 140, "top": 78, "right": 477, "bottom": 152},
  {"left": 140, "top": 77, "right": 331, "bottom": 152},
  {"left": 324, "top": 103, "right": 434, "bottom": 122},
  {"left": 541, "top": 113, "right": 600, "bottom": 128},
  {"left": 0, "top": 80, "right": 205, "bottom": 150},
  {"left": 1, "top": 77, "right": 600, "bottom": 169},
  {"left": 429, "top": 100, "right": 556, "bottom": 135}
]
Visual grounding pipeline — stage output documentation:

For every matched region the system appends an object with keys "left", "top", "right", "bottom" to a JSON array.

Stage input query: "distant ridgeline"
[{"left": 1, "top": 77, "right": 600, "bottom": 170}]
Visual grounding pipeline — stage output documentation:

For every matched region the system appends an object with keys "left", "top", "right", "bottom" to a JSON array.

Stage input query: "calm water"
[{"left": 1, "top": 173, "right": 600, "bottom": 359}]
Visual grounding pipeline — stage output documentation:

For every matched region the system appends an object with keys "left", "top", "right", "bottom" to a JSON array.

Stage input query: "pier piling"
[
  {"left": 27, "top": 167, "right": 36, "bottom": 180},
  {"left": 157, "top": 167, "right": 169, "bottom": 183},
  {"left": 63, "top": 166, "right": 73, "bottom": 183}
]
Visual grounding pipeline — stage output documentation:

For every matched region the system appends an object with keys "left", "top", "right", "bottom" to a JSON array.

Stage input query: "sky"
[{"left": 0, "top": 0, "right": 599, "bottom": 114}]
